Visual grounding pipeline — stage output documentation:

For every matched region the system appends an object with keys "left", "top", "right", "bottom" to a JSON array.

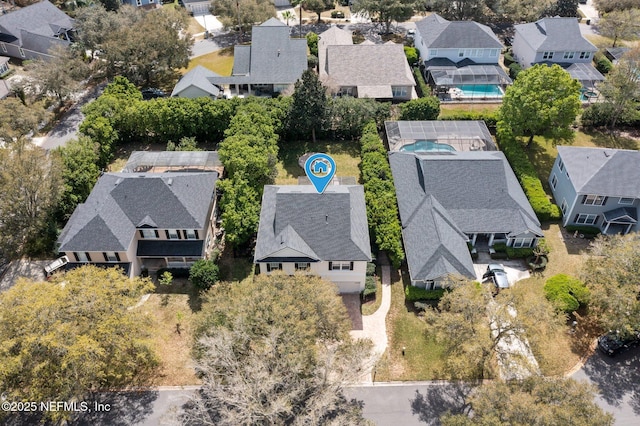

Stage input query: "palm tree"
[{"left": 282, "top": 10, "right": 295, "bottom": 26}]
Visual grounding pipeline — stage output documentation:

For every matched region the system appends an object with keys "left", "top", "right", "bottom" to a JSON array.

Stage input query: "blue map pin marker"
[{"left": 304, "top": 153, "right": 336, "bottom": 194}]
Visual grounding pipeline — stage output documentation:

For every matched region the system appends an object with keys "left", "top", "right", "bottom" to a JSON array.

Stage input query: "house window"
[
  {"left": 551, "top": 174, "right": 558, "bottom": 190},
  {"left": 425, "top": 280, "right": 435, "bottom": 290},
  {"left": 575, "top": 213, "right": 598, "bottom": 225},
  {"left": 329, "top": 261, "right": 353, "bottom": 271},
  {"left": 19, "top": 47, "right": 25, "bottom": 58},
  {"left": 184, "top": 229, "right": 198, "bottom": 239},
  {"left": 429, "top": 49, "right": 438, "bottom": 58},
  {"left": 139, "top": 229, "right": 159, "bottom": 239},
  {"left": 619, "top": 197, "right": 634, "bottom": 205},
  {"left": 266, "top": 263, "right": 282, "bottom": 272},
  {"left": 338, "top": 86, "right": 354, "bottom": 97},
  {"left": 477, "top": 49, "right": 484, "bottom": 57},
  {"left": 465, "top": 49, "right": 473, "bottom": 57},
  {"left": 512, "top": 238, "right": 534, "bottom": 248},
  {"left": 542, "top": 51, "right": 554, "bottom": 60},
  {"left": 166, "top": 229, "right": 181, "bottom": 239},
  {"left": 579, "top": 51, "right": 591, "bottom": 59},
  {"left": 0, "top": 43, "right": 6, "bottom": 53},
  {"left": 392, "top": 86, "right": 408, "bottom": 97},
  {"left": 563, "top": 51, "right": 575, "bottom": 59},
  {"left": 489, "top": 49, "right": 498, "bottom": 57},
  {"left": 104, "top": 252, "right": 120, "bottom": 262},
  {"left": 561, "top": 199, "right": 568, "bottom": 215},
  {"left": 558, "top": 158, "right": 564, "bottom": 172},
  {"left": 295, "top": 262, "right": 310, "bottom": 271},
  {"left": 583, "top": 194, "right": 606, "bottom": 206},
  {"left": 136, "top": 0, "right": 141, "bottom": 5},
  {"left": 74, "top": 252, "right": 91, "bottom": 262},
  {"left": 458, "top": 49, "right": 464, "bottom": 57}
]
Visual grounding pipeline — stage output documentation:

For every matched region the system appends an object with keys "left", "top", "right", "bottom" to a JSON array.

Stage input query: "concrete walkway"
[{"left": 350, "top": 254, "right": 392, "bottom": 384}]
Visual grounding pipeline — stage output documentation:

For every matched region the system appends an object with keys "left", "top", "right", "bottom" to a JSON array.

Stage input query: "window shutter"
[
  {"left": 103, "top": 252, "right": 108, "bottom": 262},
  {"left": 278, "top": 263, "right": 282, "bottom": 270},
  {"left": 178, "top": 230, "right": 182, "bottom": 240},
  {"left": 154, "top": 230, "right": 159, "bottom": 238},
  {"left": 73, "top": 252, "right": 79, "bottom": 261},
  {"left": 350, "top": 262, "right": 354, "bottom": 271},
  {"left": 574, "top": 214, "right": 579, "bottom": 223},
  {"left": 581, "top": 195, "right": 587, "bottom": 204},
  {"left": 603, "top": 197, "right": 608, "bottom": 206},
  {"left": 594, "top": 216, "right": 599, "bottom": 225},
  {"left": 195, "top": 230, "right": 199, "bottom": 239},
  {"left": 328, "top": 262, "right": 332, "bottom": 270},
  {"left": 115, "top": 252, "right": 121, "bottom": 261},
  {"left": 139, "top": 230, "right": 144, "bottom": 238},
  {"left": 165, "top": 230, "right": 170, "bottom": 239},
  {"left": 86, "top": 252, "right": 92, "bottom": 262}
]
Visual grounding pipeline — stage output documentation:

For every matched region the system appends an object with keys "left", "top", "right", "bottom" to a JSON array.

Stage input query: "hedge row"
[
  {"left": 360, "top": 122, "right": 405, "bottom": 268},
  {"left": 405, "top": 286, "right": 446, "bottom": 302},
  {"left": 440, "top": 111, "right": 499, "bottom": 130},
  {"left": 496, "top": 121, "right": 561, "bottom": 221},
  {"left": 412, "top": 66, "right": 430, "bottom": 98}
]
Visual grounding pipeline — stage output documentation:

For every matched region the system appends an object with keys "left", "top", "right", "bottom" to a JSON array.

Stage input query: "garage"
[{"left": 335, "top": 281, "right": 362, "bottom": 294}]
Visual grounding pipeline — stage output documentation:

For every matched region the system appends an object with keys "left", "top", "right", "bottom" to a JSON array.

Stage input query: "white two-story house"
[{"left": 254, "top": 184, "right": 371, "bottom": 293}]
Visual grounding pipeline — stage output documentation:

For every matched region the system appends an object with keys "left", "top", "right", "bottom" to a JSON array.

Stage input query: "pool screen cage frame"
[
  {"left": 427, "top": 64, "right": 513, "bottom": 88},
  {"left": 384, "top": 120, "right": 497, "bottom": 152}
]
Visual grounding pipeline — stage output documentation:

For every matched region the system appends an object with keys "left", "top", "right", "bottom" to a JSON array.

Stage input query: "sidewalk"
[{"left": 350, "top": 254, "right": 392, "bottom": 384}]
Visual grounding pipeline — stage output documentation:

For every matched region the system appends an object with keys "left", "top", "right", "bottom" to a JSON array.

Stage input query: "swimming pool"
[
  {"left": 455, "top": 84, "right": 504, "bottom": 98},
  {"left": 400, "top": 140, "right": 457, "bottom": 153}
]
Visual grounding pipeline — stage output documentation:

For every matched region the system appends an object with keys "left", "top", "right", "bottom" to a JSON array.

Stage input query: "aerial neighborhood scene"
[{"left": 1, "top": 0, "right": 640, "bottom": 424}]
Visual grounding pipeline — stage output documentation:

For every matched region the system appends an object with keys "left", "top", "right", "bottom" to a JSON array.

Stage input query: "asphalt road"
[{"left": 571, "top": 346, "right": 640, "bottom": 425}]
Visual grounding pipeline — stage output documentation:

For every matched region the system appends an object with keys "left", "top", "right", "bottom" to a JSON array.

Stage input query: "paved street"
[{"left": 571, "top": 346, "right": 640, "bottom": 425}]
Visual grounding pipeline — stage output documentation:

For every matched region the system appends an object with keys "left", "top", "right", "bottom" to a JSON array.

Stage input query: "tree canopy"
[
  {"left": 0, "top": 266, "right": 158, "bottom": 423},
  {"left": 302, "top": 0, "right": 334, "bottom": 22},
  {"left": 399, "top": 96, "right": 441, "bottom": 121},
  {"left": 441, "top": 376, "right": 613, "bottom": 426},
  {"left": 499, "top": 64, "right": 581, "bottom": 148},
  {"left": 597, "top": 47, "right": 640, "bottom": 128},
  {"left": 289, "top": 69, "right": 328, "bottom": 142},
  {"left": 213, "top": 0, "right": 276, "bottom": 35},
  {"left": 352, "top": 0, "right": 415, "bottom": 33},
  {"left": 0, "top": 98, "right": 47, "bottom": 142},
  {"left": 595, "top": 9, "right": 640, "bottom": 47},
  {"left": 185, "top": 274, "right": 371, "bottom": 425}
]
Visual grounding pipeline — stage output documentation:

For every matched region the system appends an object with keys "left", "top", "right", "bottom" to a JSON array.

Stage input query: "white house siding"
[
  {"left": 425, "top": 48, "right": 500, "bottom": 64},
  {"left": 532, "top": 50, "right": 595, "bottom": 65},
  {"left": 549, "top": 155, "right": 578, "bottom": 226},
  {"left": 259, "top": 260, "right": 367, "bottom": 293},
  {"left": 512, "top": 32, "right": 537, "bottom": 68}
]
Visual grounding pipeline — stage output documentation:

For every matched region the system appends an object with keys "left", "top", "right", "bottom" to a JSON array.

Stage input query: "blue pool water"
[
  {"left": 456, "top": 84, "right": 503, "bottom": 97},
  {"left": 400, "top": 140, "right": 456, "bottom": 153}
]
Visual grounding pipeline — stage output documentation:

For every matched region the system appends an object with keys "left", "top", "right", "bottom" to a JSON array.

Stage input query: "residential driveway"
[
  {"left": 0, "top": 259, "right": 47, "bottom": 292},
  {"left": 571, "top": 346, "right": 640, "bottom": 425},
  {"left": 473, "top": 257, "right": 530, "bottom": 287},
  {"left": 579, "top": 0, "right": 600, "bottom": 21},
  {"left": 341, "top": 293, "right": 363, "bottom": 330}
]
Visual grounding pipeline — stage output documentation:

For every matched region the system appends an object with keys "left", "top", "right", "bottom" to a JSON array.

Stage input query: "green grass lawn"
[
  {"left": 438, "top": 103, "right": 500, "bottom": 117},
  {"left": 275, "top": 140, "right": 361, "bottom": 185},
  {"left": 375, "top": 270, "right": 446, "bottom": 381},
  {"left": 182, "top": 47, "right": 234, "bottom": 76}
]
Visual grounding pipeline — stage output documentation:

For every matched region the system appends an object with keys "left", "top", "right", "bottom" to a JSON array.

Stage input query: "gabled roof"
[
  {"left": 390, "top": 151, "right": 542, "bottom": 282},
  {"left": 324, "top": 42, "right": 415, "bottom": 89},
  {"left": 557, "top": 146, "right": 640, "bottom": 198},
  {"left": 0, "top": 0, "right": 74, "bottom": 46},
  {"left": 318, "top": 26, "right": 353, "bottom": 76},
  {"left": 514, "top": 17, "right": 596, "bottom": 52},
  {"left": 254, "top": 185, "right": 371, "bottom": 262},
  {"left": 209, "top": 18, "right": 307, "bottom": 86},
  {"left": 171, "top": 65, "right": 221, "bottom": 97},
  {"left": 415, "top": 13, "right": 502, "bottom": 49},
  {"left": 58, "top": 172, "right": 218, "bottom": 252}
]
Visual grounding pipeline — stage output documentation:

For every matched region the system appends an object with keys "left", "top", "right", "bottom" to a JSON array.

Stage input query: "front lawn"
[
  {"left": 275, "top": 139, "right": 361, "bottom": 184},
  {"left": 375, "top": 270, "right": 446, "bottom": 381},
  {"left": 439, "top": 103, "right": 500, "bottom": 117}
]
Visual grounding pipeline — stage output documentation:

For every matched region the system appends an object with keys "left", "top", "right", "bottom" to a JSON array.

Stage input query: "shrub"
[
  {"left": 404, "top": 46, "right": 419, "bottom": 66},
  {"left": 405, "top": 285, "right": 446, "bottom": 302},
  {"left": 503, "top": 51, "right": 515, "bottom": 66},
  {"left": 509, "top": 62, "right": 522, "bottom": 79},
  {"left": 492, "top": 242, "right": 507, "bottom": 253},
  {"left": 496, "top": 121, "right": 562, "bottom": 221},
  {"left": 440, "top": 111, "right": 499, "bottom": 130},
  {"left": 366, "top": 262, "right": 376, "bottom": 276},
  {"left": 594, "top": 51, "right": 613, "bottom": 75},
  {"left": 157, "top": 267, "right": 190, "bottom": 278},
  {"left": 399, "top": 97, "right": 441, "bottom": 121},
  {"left": 506, "top": 247, "right": 535, "bottom": 258},
  {"left": 307, "top": 54, "right": 318, "bottom": 69},
  {"left": 189, "top": 259, "right": 219, "bottom": 290},
  {"left": 565, "top": 225, "right": 601, "bottom": 237},
  {"left": 412, "top": 66, "right": 430, "bottom": 98},
  {"left": 363, "top": 276, "right": 377, "bottom": 297},
  {"left": 544, "top": 274, "right": 590, "bottom": 313},
  {"left": 330, "top": 10, "right": 345, "bottom": 18},
  {"left": 490, "top": 251, "right": 509, "bottom": 260},
  {"left": 306, "top": 32, "right": 319, "bottom": 57}
]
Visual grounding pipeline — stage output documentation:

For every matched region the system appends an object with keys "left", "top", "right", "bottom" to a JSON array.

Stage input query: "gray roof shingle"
[
  {"left": 58, "top": 172, "right": 218, "bottom": 252},
  {"left": 254, "top": 185, "right": 371, "bottom": 262},
  {"left": 171, "top": 65, "right": 221, "bottom": 97},
  {"left": 415, "top": 14, "right": 502, "bottom": 49},
  {"left": 557, "top": 146, "right": 640, "bottom": 198},
  {"left": 390, "top": 151, "right": 542, "bottom": 282},
  {"left": 514, "top": 17, "right": 596, "bottom": 53}
]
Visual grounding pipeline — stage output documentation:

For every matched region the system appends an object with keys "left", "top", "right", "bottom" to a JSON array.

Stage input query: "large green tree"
[
  {"left": 289, "top": 69, "right": 328, "bottom": 142},
  {"left": 597, "top": 47, "right": 640, "bottom": 128},
  {"left": 352, "top": 0, "right": 415, "bottom": 33},
  {"left": 582, "top": 234, "right": 640, "bottom": 338},
  {"left": 213, "top": 0, "right": 276, "bottom": 35},
  {"left": 302, "top": 0, "right": 334, "bottom": 22},
  {"left": 440, "top": 376, "right": 613, "bottom": 425},
  {"left": 498, "top": 0, "right": 556, "bottom": 22},
  {"left": 0, "top": 267, "right": 158, "bottom": 423},
  {"left": 0, "top": 98, "right": 47, "bottom": 141},
  {"left": 595, "top": 0, "right": 638, "bottom": 13},
  {"left": 423, "top": 0, "right": 493, "bottom": 21},
  {"left": 499, "top": 64, "right": 581, "bottom": 148},
  {"left": 594, "top": 9, "right": 640, "bottom": 48},
  {"left": 0, "top": 139, "right": 63, "bottom": 258},
  {"left": 185, "top": 274, "right": 372, "bottom": 425},
  {"left": 399, "top": 96, "right": 441, "bottom": 121}
]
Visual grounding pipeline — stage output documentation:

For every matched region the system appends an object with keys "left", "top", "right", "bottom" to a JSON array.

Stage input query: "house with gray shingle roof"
[
  {"left": 0, "top": 0, "right": 75, "bottom": 61},
  {"left": 390, "top": 151, "right": 543, "bottom": 288},
  {"left": 549, "top": 146, "right": 640, "bottom": 235},
  {"left": 206, "top": 18, "right": 307, "bottom": 97},
  {"left": 513, "top": 17, "right": 603, "bottom": 88},
  {"left": 318, "top": 26, "right": 416, "bottom": 100},
  {"left": 171, "top": 65, "right": 222, "bottom": 98},
  {"left": 413, "top": 14, "right": 511, "bottom": 100},
  {"left": 254, "top": 184, "right": 371, "bottom": 293},
  {"left": 58, "top": 170, "right": 218, "bottom": 277}
]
